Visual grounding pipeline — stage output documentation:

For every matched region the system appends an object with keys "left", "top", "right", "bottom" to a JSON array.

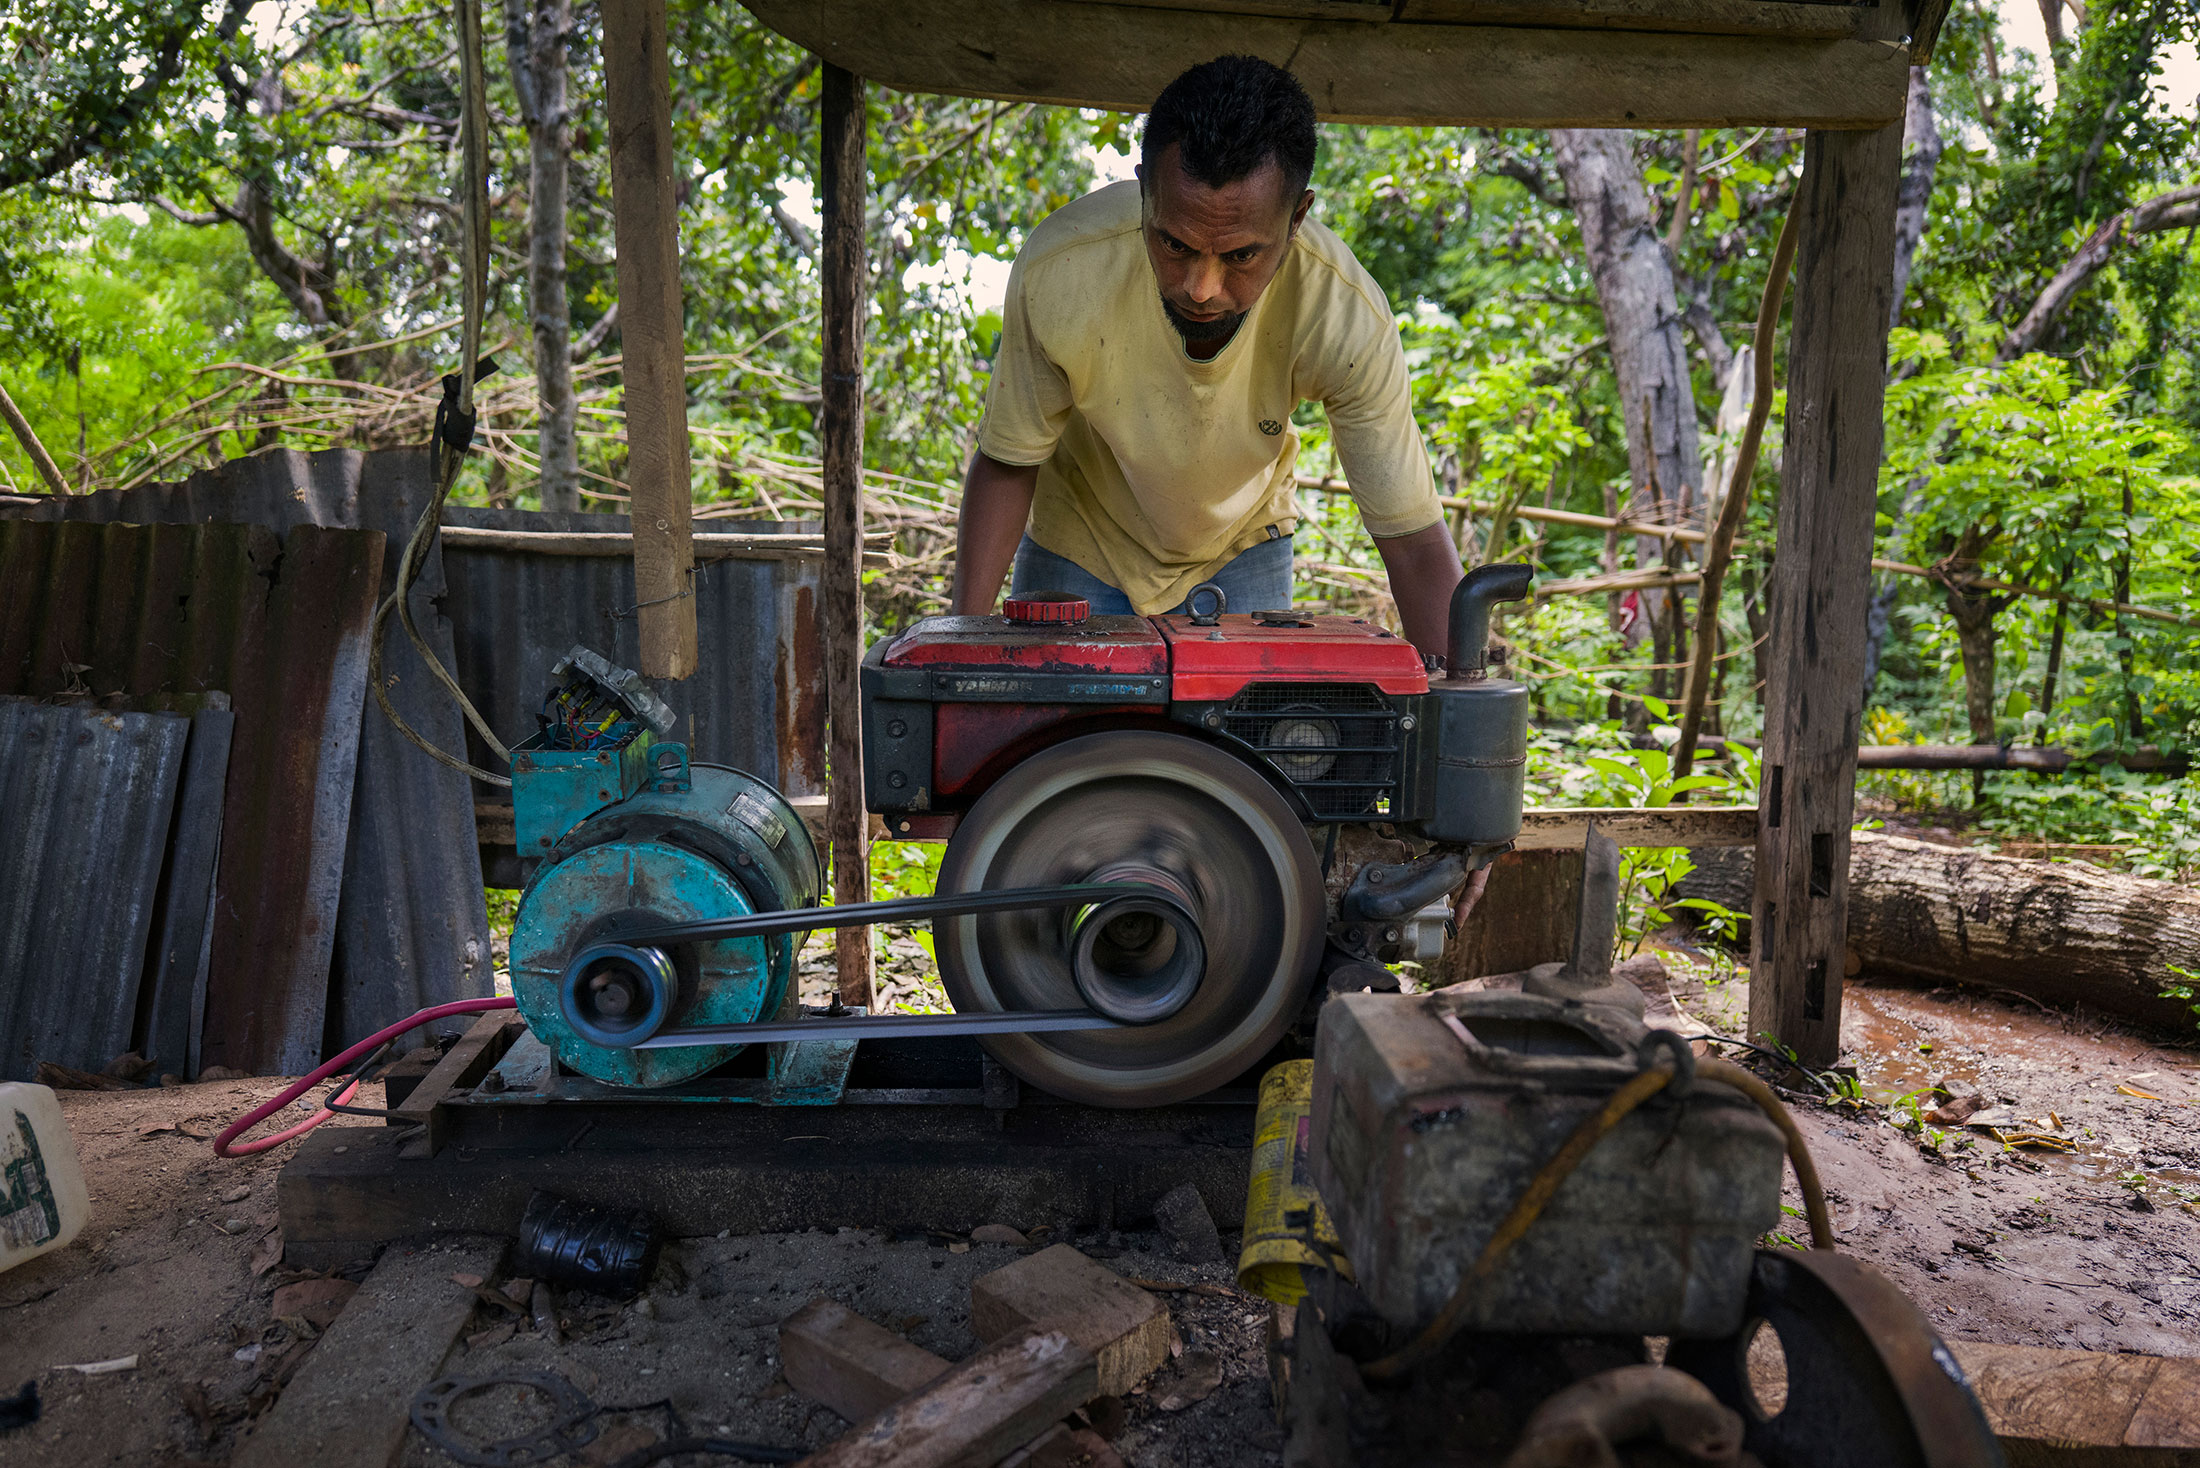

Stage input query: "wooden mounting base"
[{"left": 278, "top": 1031, "right": 1263, "bottom": 1270}]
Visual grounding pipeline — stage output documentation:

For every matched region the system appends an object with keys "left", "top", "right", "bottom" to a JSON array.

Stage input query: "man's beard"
[{"left": 1162, "top": 297, "right": 1243, "bottom": 345}]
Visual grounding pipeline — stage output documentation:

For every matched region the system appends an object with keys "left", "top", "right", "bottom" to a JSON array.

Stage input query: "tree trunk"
[
  {"left": 1679, "top": 832, "right": 2200, "bottom": 1031},
  {"left": 2037, "top": 596, "right": 2068, "bottom": 742},
  {"left": 1889, "top": 67, "right": 1942, "bottom": 329},
  {"left": 1859, "top": 71, "right": 1942, "bottom": 701},
  {"left": 1946, "top": 583, "right": 1998, "bottom": 746},
  {"left": 1939, "top": 529, "right": 2002, "bottom": 748},
  {"left": 1552, "top": 128, "right": 1704, "bottom": 622},
  {"left": 2117, "top": 475, "right": 2144, "bottom": 740},
  {"left": 2036, "top": 0, "right": 2066, "bottom": 66},
  {"left": 507, "top": 0, "right": 580, "bottom": 511}
]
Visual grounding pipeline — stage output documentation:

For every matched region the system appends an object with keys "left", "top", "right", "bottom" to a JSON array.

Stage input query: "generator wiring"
[
  {"left": 1358, "top": 1045, "right": 1834, "bottom": 1381},
  {"left": 317, "top": 1041, "right": 402, "bottom": 1119},
  {"left": 213, "top": 996, "right": 518, "bottom": 1158}
]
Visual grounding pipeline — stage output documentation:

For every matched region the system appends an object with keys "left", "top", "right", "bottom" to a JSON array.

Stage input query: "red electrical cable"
[{"left": 214, "top": 996, "right": 517, "bottom": 1158}]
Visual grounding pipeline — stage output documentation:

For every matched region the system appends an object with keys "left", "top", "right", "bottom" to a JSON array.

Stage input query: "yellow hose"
[{"left": 1358, "top": 1050, "right": 1833, "bottom": 1381}]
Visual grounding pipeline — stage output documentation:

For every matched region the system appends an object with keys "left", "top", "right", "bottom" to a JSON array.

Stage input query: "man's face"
[{"left": 1139, "top": 143, "right": 1313, "bottom": 348}]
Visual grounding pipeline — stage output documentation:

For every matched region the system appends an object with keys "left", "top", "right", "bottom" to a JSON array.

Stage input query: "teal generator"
[{"left": 505, "top": 649, "right": 820, "bottom": 1088}]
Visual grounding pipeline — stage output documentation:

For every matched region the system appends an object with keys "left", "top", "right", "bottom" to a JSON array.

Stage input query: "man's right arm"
[{"left": 949, "top": 452, "right": 1042, "bottom": 615}]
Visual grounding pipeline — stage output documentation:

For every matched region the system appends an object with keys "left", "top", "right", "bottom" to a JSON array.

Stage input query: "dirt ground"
[{"left": 2, "top": 971, "right": 2195, "bottom": 1468}]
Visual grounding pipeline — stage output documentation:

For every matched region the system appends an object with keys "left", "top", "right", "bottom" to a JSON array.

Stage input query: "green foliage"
[
  {"left": 868, "top": 839, "right": 944, "bottom": 964},
  {"left": 1426, "top": 357, "right": 1592, "bottom": 560},
  {"left": 1874, "top": 332, "right": 2200, "bottom": 751},
  {"left": 1521, "top": 711, "right": 1751, "bottom": 956},
  {"left": 1906, "top": 0, "right": 2200, "bottom": 412},
  {"left": 2161, "top": 962, "right": 2200, "bottom": 1034},
  {"left": 1883, "top": 336, "right": 2188, "bottom": 588}
]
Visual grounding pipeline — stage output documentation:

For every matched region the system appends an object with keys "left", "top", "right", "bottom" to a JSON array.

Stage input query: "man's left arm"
[
  {"left": 1317, "top": 295, "right": 1460, "bottom": 660},
  {"left": 1372, "top": 523, "right": 1464, "bottom": 661}
]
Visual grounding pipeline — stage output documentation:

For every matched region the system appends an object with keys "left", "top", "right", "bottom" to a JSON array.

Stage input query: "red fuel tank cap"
[{"left": 1002, "top": 593, "right": 1091, "bottom": 625}]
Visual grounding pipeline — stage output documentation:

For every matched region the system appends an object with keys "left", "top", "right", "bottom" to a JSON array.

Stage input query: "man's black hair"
[{"left": 1142, "top": 55, "right": 1318, "bottom": 200}]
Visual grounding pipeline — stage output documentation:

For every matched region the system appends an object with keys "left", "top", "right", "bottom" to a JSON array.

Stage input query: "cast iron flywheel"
[{"left": 934, "top": 729, "right": 1326, "bottom": 1107}]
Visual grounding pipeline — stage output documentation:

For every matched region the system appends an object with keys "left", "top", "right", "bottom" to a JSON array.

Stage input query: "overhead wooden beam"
[
  {"left": 1750, "top": 122, "right": 1904, "bottom": 1069},
  {"left": 1070, "top": 0, "right": 1877, "bottom": 40},
  {"left": 820, "top": 61, "right": 873, "bottom": 1010},
  {"left": 742, "top": 0, "right": 1915, "bottom": 129},
  {"left": 602, "top": 0, "right": 696, "bottom": 679}
]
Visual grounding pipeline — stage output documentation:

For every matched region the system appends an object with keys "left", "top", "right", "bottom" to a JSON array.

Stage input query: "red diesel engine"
[
  {"left": 852, "top": 567, "right": 1535, "bottom": 1107},
  {"left": 861, "top": 568, "right": 1533, "bottom": 846}
]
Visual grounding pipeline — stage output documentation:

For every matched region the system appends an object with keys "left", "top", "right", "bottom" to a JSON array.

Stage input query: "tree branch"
[
  {"left": 151, "top": 195, "right": 228, "bottom": 227},
  {"left": 772, "top": 200, "right": 819, "bottom": 258},
  {"left": 1679, "top": 278, "right": 1733, "bottom": 384},
  {"left": 1486, "top": 154, "right": 1567, "bottom": 208},
  {"left": 1997, "top": 183, "right": 2200, "bottom": 362},
  {"left": 571, "top": 302, "right": 620, "bottom": 361}
]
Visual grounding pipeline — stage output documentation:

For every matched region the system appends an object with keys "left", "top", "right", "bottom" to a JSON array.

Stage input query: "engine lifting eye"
[{"left": 1268, "top": 715, "right": 1340, "bottom": 782}]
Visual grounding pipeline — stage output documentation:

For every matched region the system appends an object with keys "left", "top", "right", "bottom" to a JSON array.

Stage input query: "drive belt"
[{"left": 593, "top": 882, "right": 1181, "bottom": 1051}]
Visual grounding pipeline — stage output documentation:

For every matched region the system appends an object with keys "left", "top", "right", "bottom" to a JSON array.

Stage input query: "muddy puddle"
[{"left": 1839, "top": 979, "right": 2200, "bottom": 1192}]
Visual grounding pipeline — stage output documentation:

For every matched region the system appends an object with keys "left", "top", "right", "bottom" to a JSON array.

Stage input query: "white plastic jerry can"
[{"left": 0, "top": 1082, "right": 92, "bottom": 1273}]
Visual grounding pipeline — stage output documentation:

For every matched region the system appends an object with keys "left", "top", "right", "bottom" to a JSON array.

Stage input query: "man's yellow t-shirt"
[{"left": 976, "top": 180, "right": 1442, "bottom": 615}]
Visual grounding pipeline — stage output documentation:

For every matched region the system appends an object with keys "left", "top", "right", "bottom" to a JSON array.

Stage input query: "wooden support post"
[
  {"left": 1750, "top": 122, "right": 1903, "bottom": 1067},
  {"left": 601, "top": 0, "right": 696, "bottom": 679},
  {"left": 820, "top": 61, "right": 872, "bottom": 1007}
]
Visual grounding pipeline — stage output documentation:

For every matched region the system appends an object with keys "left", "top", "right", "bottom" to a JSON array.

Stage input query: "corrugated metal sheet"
[
  {"left": 0, "top": 699, "right": 189, "bottom": 1080},
  {"left": 1, "top": 449, "right": 494, "bottom": 1054},
  {"left": 2, "top": 453, "right": 827, "bottom": 1067},
  {"left": 0, "top": 519, "right": 382, "bottom": 1074},
  {"left": 440, "top": 506, "right": 827, "bottom": 800},
  {"left": 141, "top": 705, "right": 232, "bottom": 1078}
]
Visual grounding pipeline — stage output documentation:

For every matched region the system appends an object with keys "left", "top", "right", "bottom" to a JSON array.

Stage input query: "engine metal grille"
[{"left": 1222, "top": 682, "right": 1400, "bottom": 819}]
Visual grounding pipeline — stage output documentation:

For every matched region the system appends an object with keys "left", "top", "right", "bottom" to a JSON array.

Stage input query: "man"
[{"left": 949, "top": 54, "right": 1462, "bottom": 658}]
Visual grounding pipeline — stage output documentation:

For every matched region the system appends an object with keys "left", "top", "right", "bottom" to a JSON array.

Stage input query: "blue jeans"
[{"left": 1009, "top": 533, "right": 1294, "bottom": 615}]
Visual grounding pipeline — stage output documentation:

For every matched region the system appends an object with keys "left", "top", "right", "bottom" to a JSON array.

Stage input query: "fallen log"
[
  {"left": 1855, "top": 744, "right": 2189, "bottom": 775},
  {"left": 1677, "top": 831, "right": 2200, "bottom": 1032}
]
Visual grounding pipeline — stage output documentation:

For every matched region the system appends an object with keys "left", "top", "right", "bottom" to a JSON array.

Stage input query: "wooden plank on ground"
[
  {"left": 230, "top": 1233, "right": 506, "bottom": 1468},
  {"left": 2126, "top": 1356, "right": 2200, "bottom": 1457},
  {"left": 390, "top": 1010, "right": 524, "bottom": 1155},
  {"left": 1949, "top": 1341, "right": 2200, "bottom": 1465},
  {"left": 970, "top": 1244, "right": 1171, "bottom": 1399},
  {"left": 798, "top": 1328, "right": 1098, "bottom": 1468},
  {"left": 782, "top": 1298, "right": 951, "bottom": 1423}
]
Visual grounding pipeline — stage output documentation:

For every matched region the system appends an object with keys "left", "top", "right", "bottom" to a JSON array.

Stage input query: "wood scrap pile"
[{"left": 781, "top": 1244, "right": 1175, "bottom": 1468}]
